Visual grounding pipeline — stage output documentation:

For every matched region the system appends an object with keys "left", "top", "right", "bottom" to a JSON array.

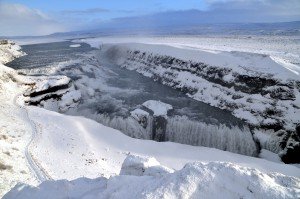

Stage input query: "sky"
[{"left": 0, "top": 0, "right": 299, "bottom": 36}]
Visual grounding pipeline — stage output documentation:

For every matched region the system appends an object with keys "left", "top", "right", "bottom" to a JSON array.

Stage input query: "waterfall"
[
  {"left": 79, "top": 111, "right": 258, "bottom": 157},
  {"left": 166, "top": 116, "right": 258, "bottom": 156}
]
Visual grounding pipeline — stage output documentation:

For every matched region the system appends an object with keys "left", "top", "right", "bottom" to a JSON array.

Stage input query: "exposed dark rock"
[
  {"left": 152, "top": 116, "right": 167, "bottom": 142},
  {"left": 25, "top": 83, "right": 70, "bottom": 97},
  {"left": 280, "top": 128, "right": 300, "bottom": 163},
  {"left": 26, "top": 93, "right": 63, "bottom": 106}
]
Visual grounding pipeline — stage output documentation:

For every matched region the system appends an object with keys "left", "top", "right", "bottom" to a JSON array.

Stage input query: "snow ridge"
[{"left": 4, "top": 155, "right": 300, "bottom": 199}]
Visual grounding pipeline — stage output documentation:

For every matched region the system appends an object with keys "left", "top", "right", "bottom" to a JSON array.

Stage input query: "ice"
[
  {"left": 166, "top": 116, "right": 258, "bottom": 156},
  {"left": 69, "top": 44, "right": 81, "bottom": 48}
]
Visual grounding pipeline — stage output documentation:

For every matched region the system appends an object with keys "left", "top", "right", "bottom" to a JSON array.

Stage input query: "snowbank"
[
  {"left": 0, "top": 40, "right": 25, "bottom": 64},
  {"left": 4, "top": 155, "right": 300, "bottom": 199},
  {"left": 120, "top": 155, "right": 173, "bottom": 176},
  {"left": 0, "top": 41, "right": 37, "bottom": 197}
]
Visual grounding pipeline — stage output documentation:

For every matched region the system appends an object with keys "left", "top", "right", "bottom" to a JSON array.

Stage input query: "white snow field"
[
  {"left": 0, "top": 41, "right": 38, "bottom": 197},
  {"left": 3, "top": 106, "right": 300, "bottom": 199},
  {"left": 76, "top": 35, "right": 300, "bottom": 73}
]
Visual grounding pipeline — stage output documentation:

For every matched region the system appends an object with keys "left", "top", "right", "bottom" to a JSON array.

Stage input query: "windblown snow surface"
[{"left": 1, "top": 39, "right": 300, "bottom": 198}]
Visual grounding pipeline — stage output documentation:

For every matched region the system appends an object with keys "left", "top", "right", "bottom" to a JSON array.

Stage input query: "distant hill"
[{"left": 50, "top": 21, "right": 300, "bottom": 37}]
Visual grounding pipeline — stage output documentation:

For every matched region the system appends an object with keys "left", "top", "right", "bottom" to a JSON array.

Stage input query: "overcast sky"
[{"left": 0, "top": 0, "right": 299, "bottom": 36}]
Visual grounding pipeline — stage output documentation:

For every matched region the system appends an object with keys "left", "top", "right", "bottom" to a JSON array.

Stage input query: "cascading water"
[{"left": 79, "top": 110, "right": 258, "bottom": 157}]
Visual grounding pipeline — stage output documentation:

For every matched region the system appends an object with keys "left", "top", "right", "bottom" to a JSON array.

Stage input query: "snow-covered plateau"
[{"left": 1, "top": 39, "right": 300, "bottom": 198}]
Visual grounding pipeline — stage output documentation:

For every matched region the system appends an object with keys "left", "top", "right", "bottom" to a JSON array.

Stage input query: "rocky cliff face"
[
  {"left": 23, "top": 75, "right": 81, "bottom": 113},
  {"left": 106, "top": 45, "right": 300, "bottom": 163}
]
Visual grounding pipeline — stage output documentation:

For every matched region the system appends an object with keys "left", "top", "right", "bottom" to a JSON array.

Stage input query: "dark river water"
[{"left": 8, "top": 41, "right": 258, "bottom": 156}]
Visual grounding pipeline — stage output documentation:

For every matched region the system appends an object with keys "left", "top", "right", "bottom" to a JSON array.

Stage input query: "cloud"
[
  {"left": 207, "top": 0, "right": 300, "bottom": 19},
  {"left": 62, "top": 8, "right": 110, "bottom": 15},
  {"left": 0, "top": 3, "right": 66, "bottom": 36}
]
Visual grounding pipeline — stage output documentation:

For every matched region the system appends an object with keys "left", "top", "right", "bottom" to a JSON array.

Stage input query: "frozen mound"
[
  {"left": 120, "top": 154, "right": 174, "bottom": 177},
  {"left": 4, "top": 155, "right": 300, "bottom": 199},
  {"left": 142, "top": 100, "right": 173, "bottom": 117}
]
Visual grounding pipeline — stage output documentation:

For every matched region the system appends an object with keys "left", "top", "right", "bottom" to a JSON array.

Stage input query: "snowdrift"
[{"left": 4, "top": 155, "right": 300, "bottom": 199}]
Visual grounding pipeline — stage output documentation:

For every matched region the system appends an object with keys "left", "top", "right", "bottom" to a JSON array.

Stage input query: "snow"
[
  {"left": 25, "top": 75, "right": 70, "bottom": 93},
  {"left": 142, "top": 100, "right": 173, "bottom": 117},
  {"left": 2, "top": 37, "right": 300, "bottom": 198},
  {"left": 58, "top": 90, "right": 81, "bottom": 112},
  {"left": 13, "top": 37, "right": 67, "bottom": 46},
  {"left": 0, "top": 40, "right": 25, "bottom": 64},
  {"left": 0, "top": 43, "right": 37, "bottom": 197},
  {"left": 130, "top": 109, "right": 149, "bottom": 120},
  {"left": 69, "top": 44, "right": 81, "bottom": 48},
  {"left": 4, "top": 155, "right": 300, "bottom": 199},
  {"left": 77, "top": 36, "right": 300, "bottom": 82},
  {"left": 259, "top": 149, "right": 283, "bottom": 164},
  {"left": 120, "top": 155, "right": 173, "bottom": 176},
  {"left": 21, "top": 106, "right": 300, "bottom": 180}
]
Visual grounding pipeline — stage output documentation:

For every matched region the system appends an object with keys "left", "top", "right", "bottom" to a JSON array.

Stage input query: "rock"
[
  {"left": 24, "top": 75, "right": 81, "bottom": 112},
  {"left": 152, "top": 116, "right": 167, "bottom": 142},
  {"left": 279, "top": 128, "right": 300, "bottom": 163},
  {"left": 130, "top": 109, "right": 149, "bottom": 128}
]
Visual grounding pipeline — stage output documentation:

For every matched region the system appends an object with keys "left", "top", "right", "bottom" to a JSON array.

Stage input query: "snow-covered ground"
[
  {"left": 0, "top": 41, "right": 37, "bottom": 197},
  {"left": 1, "top": 39, "right": 300, "bottom": 198},
  {"left": 4, "top": 105, "right": 300, "bottom": 198},
  {"left": 5, "top": 155, "right": 300, "bottom": 199},
  {"left": 76, "top": 35, "right": 300, "bottom": 70},
  {"left": 22, "top": 106, "right": 300, "bottom": 178},
  {"left": 0, "top": 40, "right": 25, "bottom": 64}
]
